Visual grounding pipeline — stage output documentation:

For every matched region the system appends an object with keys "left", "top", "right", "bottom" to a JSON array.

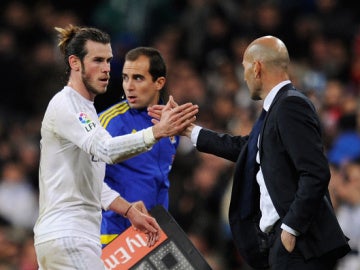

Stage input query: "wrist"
[
  {"left": 143, "top": 127, "right": 157, "bottom": 146},
  {"left": 184, "top": 124, "right": 195, "bottom": 137},
  {"left": 151, "top": 124, "right": 163, "bottom": 140},
  {"left": 124, "top": 203, "right": 133, "bottom": 218}
]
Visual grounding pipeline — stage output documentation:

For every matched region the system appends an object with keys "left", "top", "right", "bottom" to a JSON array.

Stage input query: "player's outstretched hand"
[
  {"left": 148, "top": 95, "right": 178, "bottom": 122},
  {"left": 150, "top": 95, "right": 197, "bottom": 139},
  {"left": 149, "top": 96, "right": 196, "bottom": 137}
]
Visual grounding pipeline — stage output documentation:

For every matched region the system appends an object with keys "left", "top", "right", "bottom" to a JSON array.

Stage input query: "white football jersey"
[{"left": 34, "top": 86, "right": 155, "bottom": 245}]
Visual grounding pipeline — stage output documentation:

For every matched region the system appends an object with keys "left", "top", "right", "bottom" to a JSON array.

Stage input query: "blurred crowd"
[{"left": 1, "top": 0, "right": 360, "bottom": 269}]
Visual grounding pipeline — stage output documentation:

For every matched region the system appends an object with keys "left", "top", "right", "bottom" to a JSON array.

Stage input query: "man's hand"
[
  {"left": 149, "top": 95, "right": 198, "bottom": 138},
  {"left": 147, "top": 105, "right": 163, "bottom": 122},
  {"left": 126, "top": 201, "right": 161, "bottom": 247},
  {"left": 148, "top": 95, "right": 179, "bottom": 122},
  {"left": 109, "top": 197, "right": 160, "bottom": 247},
  {"left": 281, "top": 230, "right": 296, "bottom": 252}
]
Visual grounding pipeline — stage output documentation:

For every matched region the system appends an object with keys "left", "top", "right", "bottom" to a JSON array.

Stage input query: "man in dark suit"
[{"left": 150, "top": 35, "right": 350, "bottom": 269}]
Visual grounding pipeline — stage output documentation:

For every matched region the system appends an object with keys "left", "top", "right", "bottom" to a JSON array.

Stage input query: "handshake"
[{"left": 149, "top": 95, "right": 198, "bottom": 139}]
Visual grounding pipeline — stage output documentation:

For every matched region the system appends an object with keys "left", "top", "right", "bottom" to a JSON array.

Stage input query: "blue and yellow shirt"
[{"left": 98, "top": 100, "right": 179, "bottom": 246}]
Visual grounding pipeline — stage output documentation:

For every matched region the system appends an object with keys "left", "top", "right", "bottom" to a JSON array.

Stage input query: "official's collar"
[{"left": 263, "top": 80, "right": 291, "bottom": 111}]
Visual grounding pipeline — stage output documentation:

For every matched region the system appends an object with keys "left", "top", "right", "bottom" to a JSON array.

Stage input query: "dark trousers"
[{"left": 267, "top": 223, "right": 337, "bottom": 270}]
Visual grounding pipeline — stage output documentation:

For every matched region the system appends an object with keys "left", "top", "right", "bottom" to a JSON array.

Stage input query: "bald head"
[
  {"left": 245, "top": 35, "right": 290, "bottom": 71},
  {"left": 242, "top": 36, "right": 290, "bottom": 100}
]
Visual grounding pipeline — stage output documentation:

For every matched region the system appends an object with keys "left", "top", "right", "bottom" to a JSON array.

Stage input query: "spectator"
[{"left": 0, "top": 161, "right": 38, "bottom": 230}]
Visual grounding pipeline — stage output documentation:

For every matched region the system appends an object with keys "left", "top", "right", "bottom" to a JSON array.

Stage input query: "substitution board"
[{"left": 102, "top": 205, "right": 212, "bottom": 270}]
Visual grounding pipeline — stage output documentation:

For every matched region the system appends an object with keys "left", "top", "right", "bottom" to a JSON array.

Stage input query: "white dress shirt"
[{"left": 257, "top": 81, "right": 286, "bottom": 233}]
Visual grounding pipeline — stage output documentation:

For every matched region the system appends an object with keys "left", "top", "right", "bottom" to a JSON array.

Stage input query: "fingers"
[
  {"left": 163, "top": 98, "right": 173, "bottom": 112},
  {"left": 168, "top": 95, "right": 178, "bottom": 108},
  {"left": 148, "top": 216, "right": 161, "bottom": 232},
  {"left": 152, "top": 100, "right": 198, "bottom": 139},
  {"left": 168, "top": 104, "right": 198, "bottom": 124},
  {"left": 145, "top": 228, "right": 159, "bottom": 246},
  {"left": 149, "top": 104, "right": 165, "bottom": 111},
  {"left": 146, "top": 231, "right": 159, "bottom": 247},
  {"left": 148, "top": 97, "right": 195, "bottom": 123},
  {"left": 139, "top": 217, "right": 161, "bottom": 247},
  {"left": 281, "top": 230, "right": 296, "bottom": 253},
  {"left": 171, "top": 104, "right": 198, "bottom": 126},
  {"left": 161, "top": 104, "right": 198, "bottom": 136},
  {"left": 171, "top": 102, "right": 197, "bottom": 114},
  {"left": 151, "top": 119, "right": 159, "bottom": 125},
  {"left": 148, "top": 105, "right": 164, "bottom": 120},
  {"left": 129, "top": 209, "right": 161, "bottom": 247}
]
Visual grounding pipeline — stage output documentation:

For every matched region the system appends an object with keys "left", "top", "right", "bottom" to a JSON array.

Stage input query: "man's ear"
[
  {"left": 69, "top": 55, "right": 81, "bottom": 71},
  {"left": 254, "top": 60, "right": 261, "bottom": 79},
  {"left": 155, "top": 77, "right": 166, "bottom": 91}
]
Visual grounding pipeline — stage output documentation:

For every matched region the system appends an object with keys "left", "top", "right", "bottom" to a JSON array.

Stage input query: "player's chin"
[
  {"left": 99, "top": 81, "right": 109, "bottom": 90},
  {"left": 97, "top": 86, "right": 108, "bottom": 94},
  {"left": 128, "top": 102, "right": 143, "bottom": 110}
]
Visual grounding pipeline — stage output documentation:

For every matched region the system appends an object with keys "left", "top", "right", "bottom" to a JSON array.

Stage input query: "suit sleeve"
[
  {"left": 197, "top": 128, "right": 248, "bottom": 162},
  {"left": 277, "top": 96, "right": 330, "bottom": 234}
]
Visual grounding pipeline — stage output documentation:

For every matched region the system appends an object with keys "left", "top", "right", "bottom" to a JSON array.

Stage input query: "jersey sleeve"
[
  {"left": 53, "top": 100, "right": 157, "bottom": 164},
  {"left": 88, "top": 126, "right": 156, "bottom": 164},
  {"left": 101, "top": 182, "right": 120, "bottom": 210}
]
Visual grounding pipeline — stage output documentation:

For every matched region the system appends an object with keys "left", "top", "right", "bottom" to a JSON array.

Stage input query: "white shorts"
[{"left": 35, "top": 237, "right": 105, "bottom": 270}]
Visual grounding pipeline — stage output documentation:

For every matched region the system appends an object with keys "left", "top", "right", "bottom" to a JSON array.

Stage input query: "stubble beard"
[
  {"left": 250, "top": 85, "right": 262, "bottom": 101},
  {"left": 82, "top": 69, "right": 107, "bottom": 96}
]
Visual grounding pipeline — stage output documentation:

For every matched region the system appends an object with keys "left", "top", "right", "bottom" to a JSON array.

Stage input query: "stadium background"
[{"left": 1, "top": 0, "right": 360, "bottom": 269}]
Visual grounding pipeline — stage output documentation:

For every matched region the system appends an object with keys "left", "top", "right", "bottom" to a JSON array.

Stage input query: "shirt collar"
[{"left": 263, "top": 80, "right": 291, "bottom": 111}]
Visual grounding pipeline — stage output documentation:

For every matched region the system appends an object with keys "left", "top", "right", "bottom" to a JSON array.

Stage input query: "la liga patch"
[{"left": 78, "top": 112, "right": 96, "bottom": 132}]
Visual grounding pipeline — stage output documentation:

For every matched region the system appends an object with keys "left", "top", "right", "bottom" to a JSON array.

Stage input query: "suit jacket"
[{"left": 196, "top": 83, "right": 350, "bottom": 269}]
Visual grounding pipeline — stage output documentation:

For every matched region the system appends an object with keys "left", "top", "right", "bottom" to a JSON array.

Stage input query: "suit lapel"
[{"left": 258, "top": 83, "right": 295, "bottom": 148}]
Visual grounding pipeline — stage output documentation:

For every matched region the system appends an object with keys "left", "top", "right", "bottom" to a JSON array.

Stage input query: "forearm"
[
  {"left": 90, "top": 127, "right": 156, "bottom": 164},
  {"left": 197, "top": 129, "right": 245, "bottom": 162}
]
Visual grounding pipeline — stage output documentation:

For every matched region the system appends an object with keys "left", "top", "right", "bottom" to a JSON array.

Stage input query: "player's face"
[
  {"left": 122, "top": 55, "right": 164, "bottom": 109},
  {"left": 81, "top": 40, "right": 112, "bottom": 96}
]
